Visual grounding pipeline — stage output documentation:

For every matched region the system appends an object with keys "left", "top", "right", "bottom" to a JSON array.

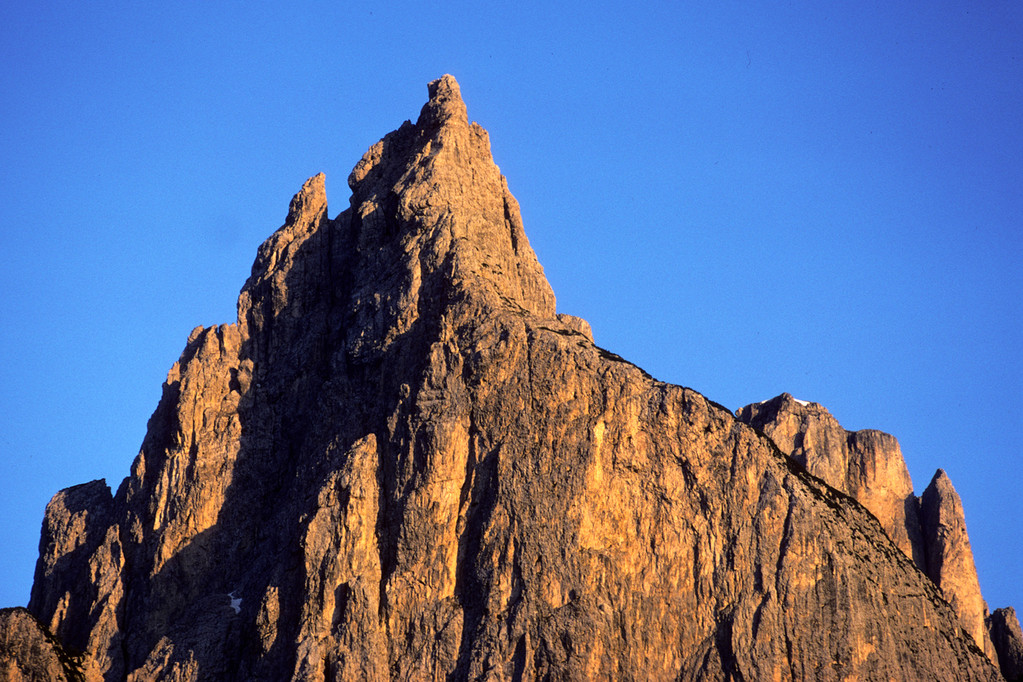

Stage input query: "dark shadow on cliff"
[
  {"left": 119, "top": 156, "right": 494, "bottom": 678},
  {"left": 27, "top": 480, "right": 116, "bottom": 659}
]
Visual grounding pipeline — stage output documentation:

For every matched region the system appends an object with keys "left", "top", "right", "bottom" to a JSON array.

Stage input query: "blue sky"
[{"left": 2, "top": 2, "right": 1020, "bottom": 616}]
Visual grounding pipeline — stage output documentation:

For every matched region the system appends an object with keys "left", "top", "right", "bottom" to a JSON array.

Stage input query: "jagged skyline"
[
  {"left": 1, "top": 2, "right": 1020, "bottom": 621},
  {"left": 13, "top": 73, "right": 1008, "bottom": 680}
]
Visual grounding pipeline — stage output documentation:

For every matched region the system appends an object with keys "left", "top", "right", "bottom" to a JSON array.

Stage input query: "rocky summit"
[
  {"left": 4, "top": 76, "right": 1021, "bottom": 680},
  {"left": 735, "top": 395, "right": 1013, "bottom": 667}
]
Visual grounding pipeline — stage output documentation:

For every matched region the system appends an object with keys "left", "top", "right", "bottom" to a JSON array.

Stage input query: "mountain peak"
[
  {"left": 418, "top": 73, "right": 468, "bottom": 129},
  {"left": 340, "top": 75, "right": 555, "bottom": 323},
  {"left": 922, "top": 467, "right": 999, "bottom": 660},
  {"left": 737, "top": 392, "right": 923, "bottom": 565},
  {"left": 10, "top": 77, "right": 1007, "bottom": 681},
  {"left": 285, "top": 172, "right": 326, "bottom": 227}
]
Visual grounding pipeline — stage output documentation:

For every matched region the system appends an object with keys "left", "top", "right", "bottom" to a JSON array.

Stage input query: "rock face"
[
  {"left": 737, "top": 395, "right": 1001, "bottom": 665},
  {"left": 11, "top": 76, "right": 1005, "bottom": 680},
  {"left": 988, "top": 607, "right": 1023, "bottom": 681},
  {"left": 0, "top": 607, "right": 83, "bottom": 682},
  {"left": 736, "top": 394, "right": 924, "bottom": 567},
  {"left": 920, "top": 470, "right": 1000, "bottom": 663},
  {"left": 28, "top": 481, "right": 124, "bottom": 681}
]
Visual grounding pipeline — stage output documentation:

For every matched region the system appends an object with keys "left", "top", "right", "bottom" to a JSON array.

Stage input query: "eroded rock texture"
[
  {"left": 27, "top": 481, "right": 124, "bottom": 681},
  {"left": 13, "top": 76, "right": 1005, "bottom": 680},
  {"left": 0, "top": 607, "right": 83, "bottom": 682},
  {"left": 736, "top": 394, "right": 924, "bottom": 567},
  {"left": 737, "top": 394, "right": 1001, "bottom": 663},
  {"left": 988, "top": 607, "right": 1023, "bottom": 681},
  {"left": 921, "top": 470, "right": 1000, "bottom": 662}
]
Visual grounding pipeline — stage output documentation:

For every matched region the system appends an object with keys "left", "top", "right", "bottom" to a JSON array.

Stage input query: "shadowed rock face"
[
  {"left": 0, "top": 608, "right": 83, "bottom": 682},
  {"left": 27, "top": 480, "right": 124, "bottom": 681},
  {"left": 12, "top": 77, "right": 1004, "bottom": 680},
  {"left": 921, "top": 470, "right": 1000, "bottom": 662},
  {"left": 988, "top": 607, "right": 1023, "bottom": 681}
]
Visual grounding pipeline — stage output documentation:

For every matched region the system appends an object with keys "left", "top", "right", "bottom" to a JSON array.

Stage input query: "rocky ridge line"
[
  {"left": 737, "top": 393, "right": 1013, "bottom": 672},
  {"left": 0, "top": 607, "right": 84, "bottom": 681},
  {"left": 8, "top": 76, "right": 1008, "bottom": 681}
]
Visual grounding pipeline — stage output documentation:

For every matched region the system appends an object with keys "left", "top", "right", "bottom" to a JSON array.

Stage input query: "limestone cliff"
[
  {"left": 736, "top": 394, "right": 924, "bottom": 567},
  {"left": 921, "top": 470, "right": 1000, "bottom": 662},
  {"left": 0, "top": 608, "right": 83, "bottom": 681},
  {"left": 11, "top": 77, "right": 1006, "bottom": 680},
  {"left": 988, "top": 608, "right": 1023, "bottom": 681},
  {"left": 737, "top": 394, "right": 1003, "bottom": 668}
]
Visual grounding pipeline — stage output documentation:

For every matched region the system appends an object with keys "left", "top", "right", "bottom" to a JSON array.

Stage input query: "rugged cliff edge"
[
  {"left": 737, "top": 394, "right": 1022, "bottom": 677},
  {"left": 0, "top": 608, "right": 84, "bottom": 681},
  {"left": 9, "top": 76, "right": 1010, "bottom": 680},
  {"left": 988, "top": 608, "right": 1023, "bottom": 681},
  {"left": 736, "top": 395, "right": 925, "bottom": 567}
]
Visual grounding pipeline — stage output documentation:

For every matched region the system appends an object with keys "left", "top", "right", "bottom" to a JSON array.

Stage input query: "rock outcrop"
[
  {"left": 988, "top": 607, "right": 1023, "bottom": 681},
  {"left": 28, "top": 480, "right": 124, "bottom": 681},
  {"left": 737, "top": 394, "right": 1002, "bottom": 665},
  {"left": 8, "top": 76, "right": 1005, "bottom": 680},
  {"left": 921, "top": 470, "right": 1000, "bottom": 662},
  {"left": 0, "top": 607, "right": 83, "bottom": 682},
  {"left": 736, "top": 394, "right": 924, "bottom": 567}
]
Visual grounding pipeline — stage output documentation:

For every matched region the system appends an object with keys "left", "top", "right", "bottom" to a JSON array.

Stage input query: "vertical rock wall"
[
  {"left": 738, "top": 394, "right": 1002, "bottom": 665},
  {"left": 14, "top": 77, "right": 1005, "bottom": 681},
  {"left": 737, "top": 394, "right": 924, "bottom": 566}
]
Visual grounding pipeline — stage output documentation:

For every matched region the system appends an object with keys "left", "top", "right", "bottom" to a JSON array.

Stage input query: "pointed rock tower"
[
  {"left": 17, "top": 77, "right": 1003, "bottom": 681},
  {"left": 737, "top": 395, "right": 1008, "bottom": 668},
  {"left": 921, "top": 470, "right": 999, "bottom": 661},
  {"left": 737, "top": 394, "right": 925, "bottom": 567}
]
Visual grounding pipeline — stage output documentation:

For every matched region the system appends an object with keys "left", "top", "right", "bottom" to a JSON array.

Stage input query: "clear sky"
[{"left": 2, "top": 2, "right": 1020, "bottom": 616}]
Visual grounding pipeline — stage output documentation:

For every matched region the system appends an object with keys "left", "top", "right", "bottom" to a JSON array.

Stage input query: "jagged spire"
[
  {"left": 417, "top": 74, "right": 469, "bottom": 129},
  {"left": 921, "top": 469, "right": 998, "bottom": 660},
  {"left": 342, "top": 74, "right": 556, "bottom": 320},
  {"left": 285, "top": 172, "right": 326, "bottom": 227},
  {"left": 15, "top": 77, "right": 1006, "bottom": 682}
]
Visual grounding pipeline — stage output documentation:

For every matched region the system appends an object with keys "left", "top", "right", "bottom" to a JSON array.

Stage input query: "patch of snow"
[
  {"left": 793, "top": 398, "right": 810, "bottom": 406},
  {"left": 228, "top": 591, "right": 242, "bottom": 614}
]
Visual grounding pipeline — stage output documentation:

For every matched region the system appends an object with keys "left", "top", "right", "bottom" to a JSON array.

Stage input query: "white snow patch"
[
  {"left": 228, "top": 591, "right": 242, "bottom": 614},
  {"left": 751, "top": 396, "right": 813, "bottom": 407}
]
